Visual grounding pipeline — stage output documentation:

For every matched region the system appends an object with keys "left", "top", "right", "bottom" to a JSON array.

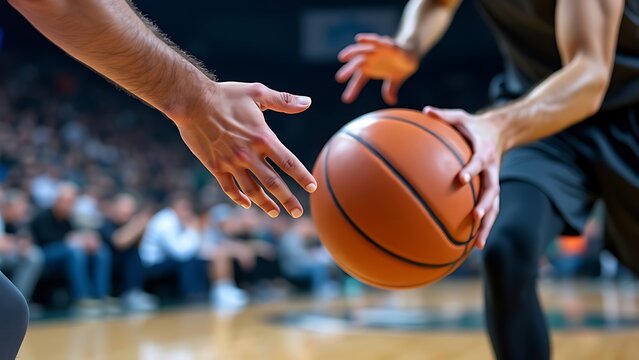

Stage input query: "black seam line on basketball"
[
  {"left": 342, "top": 131, "right": 470, "bottom": 246},
  {"left": 368, "top": 115, "right": 478, "bottom": 205},
  {"left": 323, "top": 140, "right": 456, "bottom": 269},
  {"left": 361, "top": 114, "right": 479, "bottom": 239},
  {"left": 441, "top": 243, "right": 470, "bottom": 278}
]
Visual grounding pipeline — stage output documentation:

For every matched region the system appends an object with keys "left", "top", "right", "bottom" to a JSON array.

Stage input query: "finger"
[
  {"left": 473, "top": 168, "right": 499, "bottom": 220},
  {"left": 338, "top": 43, "right": 376, "bottom": 63},
  {"left": 267, "top": 140, "right": 317, "bottom": 194},
  {"left": 342, "top": 71, "right": 369, "bottom": 104},
  {"left": 251, "top": 158, "right": 304, "bottom": 218},
  {"left": 423, "top": 106, "right": 466, "bottom": 124},
  {"left": 252, "top": 84, "right": 312, "bottom": 114},
  {"left": 475, "top": 198, "right": 499, "bottom": 250},
  {"left": 335, "top": 56, "right": 365, "bottom": 83},
  {"left": 354, "top": 33, "right": 384, "bottom": 43},
  {"left": 356, "top": 33, "right": 394, "bottom": 46},
  {"left": 382, "top": 78, "right": 405, "bottom": 105},
  {"left": 232, "top": 169, "right": 281, "bottom": 217},
  {"left": 459, "top": 154, "right": 483, "bottom": 184},
  {"left": 212, "top": 172, "right": 251, "bottom": 209}
]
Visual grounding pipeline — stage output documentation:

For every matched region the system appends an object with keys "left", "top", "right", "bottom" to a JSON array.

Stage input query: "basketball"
[{"left": 310, "top": 108, "right": 480, "bottom": 289}]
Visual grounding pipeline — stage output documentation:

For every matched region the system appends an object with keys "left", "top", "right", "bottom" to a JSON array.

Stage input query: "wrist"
[
  {"left": 162, "top": 74, "right": 219, "bottom": 126},
  {"left": 395, "top": 36, "right": 420, "bottom": 59},
  {"left": 478, "top": 111, "right": 513, "bottom": 154}
]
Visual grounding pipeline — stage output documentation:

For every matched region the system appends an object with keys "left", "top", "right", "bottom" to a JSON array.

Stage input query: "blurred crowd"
[
  {"left": 0, "top": 58, "right": 342, "bottom": 317},
  {"left": 0, "top": 58, "right": 631, "bottom": 319},
  {"left": 0, "top": 182, "right": 341, "bottom": 317}
]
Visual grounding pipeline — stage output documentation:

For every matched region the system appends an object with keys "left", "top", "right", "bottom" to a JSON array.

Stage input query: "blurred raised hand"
[{"left": 336, "top": 33, "right": 418, "bottom": 105}]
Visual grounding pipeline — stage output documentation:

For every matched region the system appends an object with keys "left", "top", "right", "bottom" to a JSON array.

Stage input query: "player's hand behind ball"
[{"left": 336, "top": 33, "right": 418, "bottom": 105}]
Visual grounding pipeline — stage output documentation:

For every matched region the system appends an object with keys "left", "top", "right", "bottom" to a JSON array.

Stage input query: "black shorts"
[{"left": 500, "top": 106, "right": 639, "bottom": 272}]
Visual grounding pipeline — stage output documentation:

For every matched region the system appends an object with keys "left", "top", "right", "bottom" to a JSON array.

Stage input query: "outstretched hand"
[
  {"left": 336, "top": 33, "right": 418, "bottom": 105},
  {"left": 175, "top": 82, "right": 317, "bottom": 219},
  {"left": 423, "top": 106, "right": 506, "bottom": 249}
]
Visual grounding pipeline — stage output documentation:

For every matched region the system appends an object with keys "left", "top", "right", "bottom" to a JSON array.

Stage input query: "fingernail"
[
  {"left": 267, "top": 210, "right": 279, "bottom": 218},
  {"left": 241, "top": 202, "right": 251, "bottom": 209},
  {"left": 461, "top": 173, "right": 471, "bottom": 183},
  {"left": 476, "top": 208, "right": 485, "bottom": 219},
  {"left": 297, "top": 96, "right": 312, "bottom": 106},
  {"left": 291, "top": 209, "right": 303, "bottom": 218},
  {"left": 305, "top": 183, "right": 317, "bottom": 192}
]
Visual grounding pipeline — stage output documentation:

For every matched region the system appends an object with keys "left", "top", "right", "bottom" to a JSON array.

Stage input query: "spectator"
[
  {"left": 0, "top": 189, "right": 44, "bottom": 306},
  {"left": 31, "top": 183, "right": 111, "bottom": 315},
  {"left": 100, "top": 193, "right": 157, "bottom": 311},
  {"left": 279, "top": 216, "right": 338, "bottom": 297},
  {"left": 197, "top": 203, "right": 250, "bottom": 310},
  {"left": 213, "top": 205, "right": 281, "bottom": 296},
  {"left": 139, "top": 193, "right": 208, "bottom": 300}
]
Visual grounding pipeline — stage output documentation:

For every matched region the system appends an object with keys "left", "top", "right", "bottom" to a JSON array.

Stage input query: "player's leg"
[
  {"left": 483, "top": 181, "right": 566, "bottom": 360},
  {"left": 595, "top": 165, "right": 639, "bottom": 275},
  {"left": 0, "top": 271, "right": 29, "bottom": 360}
]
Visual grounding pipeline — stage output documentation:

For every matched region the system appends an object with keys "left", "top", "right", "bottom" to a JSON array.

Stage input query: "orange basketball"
[{"left": 310, "top": 108, "right": 480, "bottom": 289}]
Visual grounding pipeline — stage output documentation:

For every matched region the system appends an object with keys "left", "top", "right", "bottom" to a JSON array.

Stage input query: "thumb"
[
  {"left": 382, "top": 78, "right": 404, "bottom": 105},
  {"left": 423, "top": 106, "right": 461, "bottom": 125},
  {"left": 255, "top": 85, "right": 312, "bottom": 114}
]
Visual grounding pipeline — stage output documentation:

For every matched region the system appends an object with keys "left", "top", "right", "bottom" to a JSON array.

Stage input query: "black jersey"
[{"left": 477, "top": 0, "right": 639, "bottom": 109}]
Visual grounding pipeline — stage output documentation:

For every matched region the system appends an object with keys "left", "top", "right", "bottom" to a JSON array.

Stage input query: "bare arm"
[
  {"left": 425, "top": 0, "right": 624, "bottom": 248},
  {"left": 9, "top": 0, "right": 209, "bottom": 120},
  {"left": 9, "top": 0, "right": 317, "bottom": 218},
  {"left": 336, "top": 0, "right": 461, "bottom": 104},
  {"left": 395, "top": 0, "right": 462, "bottom": 58},
  {"left": 477, "top": 0, "right": 623, "bottom": 151}
]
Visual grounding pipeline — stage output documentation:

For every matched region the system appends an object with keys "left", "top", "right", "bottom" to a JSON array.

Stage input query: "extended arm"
[
  {"left": 9, "top": 0, "right": 207, "bottom": 120},
  {"left": 336, "top": 0, "right": 461, "bottom": 104},
  {"left": 9, "top": 0, "right": 317, "bottom": 218}
]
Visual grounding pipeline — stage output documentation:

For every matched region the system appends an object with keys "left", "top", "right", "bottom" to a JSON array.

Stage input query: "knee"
[
  {"left": 66, "top": 245, "right": 86, "bottom": 260},
  {"left": 27, "top": 246, "right": 45, "bottom": 267},
  {"left": 482, "top": 224, "right": 538, "bottom": 284},
  {"left": 482, "top": 240, "right": 512, "bottom": 276},
  {"left": 95, "top": 245, "right": 111, "bottom": 261}
]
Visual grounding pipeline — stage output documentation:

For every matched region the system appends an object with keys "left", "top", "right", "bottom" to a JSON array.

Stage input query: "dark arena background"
[{"left": 1, "top": 0, "right": 638, "bottom": 359}]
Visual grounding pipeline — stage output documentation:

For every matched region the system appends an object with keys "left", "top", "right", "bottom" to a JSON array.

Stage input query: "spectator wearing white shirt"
[
  {"left": 279, "top": 217, "right": 338, "bottom": 298},
  {"left": 197, "top": 203, "right": 249, "bottom": 310},
  {"left": 140, "top": 194, "right": 207, "bottom": 299}
]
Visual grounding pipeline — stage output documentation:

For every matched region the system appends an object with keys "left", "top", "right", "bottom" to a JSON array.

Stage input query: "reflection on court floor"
[
  {"left": 19, "top": 280, "right": 639, "bottom": 360},
  {"left": 271, "top": 280, "right": 639, "bottom": 332}
]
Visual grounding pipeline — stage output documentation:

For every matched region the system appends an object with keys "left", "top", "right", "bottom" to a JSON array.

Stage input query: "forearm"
[
  {"left": 9, "top": 0, "right": 212, "bottom": 123},
  {"left": 112, "top": 219, "right": 146, "bottom": 250},
  {"left": 395, "top": 0, "right": 461, "bottom": 57},
  {"left": 481, "top": 56, "right": 609, "bottom": 151}
]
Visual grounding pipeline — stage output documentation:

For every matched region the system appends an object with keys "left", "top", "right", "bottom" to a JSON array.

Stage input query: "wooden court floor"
[{"left": 18, "top": 280, "right": 639, "bottom": 360}]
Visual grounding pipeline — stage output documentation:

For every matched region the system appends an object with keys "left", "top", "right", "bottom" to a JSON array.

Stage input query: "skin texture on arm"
[
  {"left": 395, "top": 0, "right": 462, "bottom": 57},
  {"left": 336, "top": 0, "right": 461, "bottom": 104},
  {"left": 425, "top": 0, "right": 624, "bottom": 248},
  {"left": 8, "top": 0, "right": 317, "bottom": 218}
]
